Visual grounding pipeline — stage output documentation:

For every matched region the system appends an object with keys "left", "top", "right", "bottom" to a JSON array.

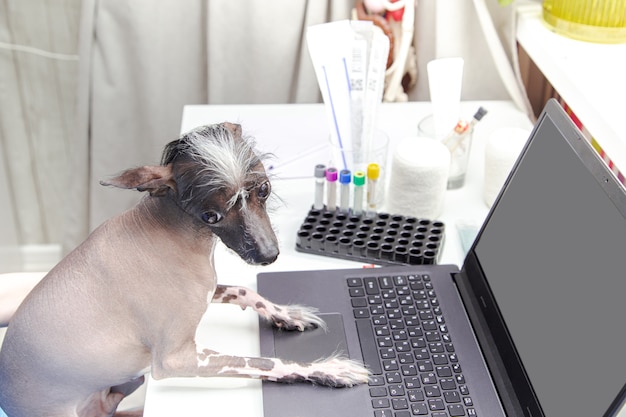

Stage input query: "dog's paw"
[
  {"left": 269, "top": 304, "right": 327, "bottom": 332},
  {"left": 307, "top": 356, "right": 371, "bottom": 387}
]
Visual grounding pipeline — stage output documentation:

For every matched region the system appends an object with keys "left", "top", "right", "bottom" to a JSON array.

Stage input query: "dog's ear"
[
  {"left": 100, "top": 164, "right": 176, "bottom": 197},
  {"left": 223, "top": 122, "right": 242, "bottom": 139}
]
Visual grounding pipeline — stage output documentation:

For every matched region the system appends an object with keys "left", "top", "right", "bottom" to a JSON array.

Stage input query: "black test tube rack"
[{"left": 295, "top": 207, "right": 445, "bottom": 266}]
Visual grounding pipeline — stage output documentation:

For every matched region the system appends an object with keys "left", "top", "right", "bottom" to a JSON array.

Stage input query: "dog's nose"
[{"left": 259, "top": 248, "right": 279, "bottom": 266}]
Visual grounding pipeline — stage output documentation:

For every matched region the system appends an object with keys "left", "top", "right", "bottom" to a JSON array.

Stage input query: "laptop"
[{"left": 257, "top": 99, "right": 626, "bottom": 417}]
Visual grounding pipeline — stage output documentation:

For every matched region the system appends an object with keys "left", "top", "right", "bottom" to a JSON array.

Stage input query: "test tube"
[
  {"left": 313, "top": 164, "right": 326, "bottom": 209},
  {"left": 367, "top": 163, "right": 380, "bottom": 215},
  {"left": 352, "top": 170, "right": 365, "bottom": 216},
  {"left": 339, "top": 169, "right": 351, "bottom": 213},
  {"left": 326, "top": 167, "right": 338, "bottom": 211}
]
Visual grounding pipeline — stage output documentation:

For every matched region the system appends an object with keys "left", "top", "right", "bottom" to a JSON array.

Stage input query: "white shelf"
[{"left": 516, "top": 4, "right": 626, "bottom": 179}]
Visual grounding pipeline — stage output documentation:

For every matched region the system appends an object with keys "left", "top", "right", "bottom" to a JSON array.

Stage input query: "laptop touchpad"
[{"left": 273, "top": 313, "right": 349, "bottom": 362}]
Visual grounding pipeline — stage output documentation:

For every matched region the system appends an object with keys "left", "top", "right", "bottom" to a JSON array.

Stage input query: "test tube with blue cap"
[{"left": 339, "top": 169, "right": 351, "bottom": 212}]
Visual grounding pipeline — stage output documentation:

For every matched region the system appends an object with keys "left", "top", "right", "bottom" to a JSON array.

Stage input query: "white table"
[{"left": 143, "top": 101, "right": 531, "bottom": 416}]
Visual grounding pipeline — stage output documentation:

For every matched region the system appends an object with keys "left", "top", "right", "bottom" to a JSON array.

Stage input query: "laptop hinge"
[{"left": 453, "top": 269, "right": 527, "bottom": 417}]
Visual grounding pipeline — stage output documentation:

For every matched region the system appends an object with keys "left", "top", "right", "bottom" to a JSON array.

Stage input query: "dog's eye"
[
  {"left": 258, "top": 181, "right": 271, "bottom": 200},
  {"left": 201, "top": 211, "right": 222, "bottom": 224}
]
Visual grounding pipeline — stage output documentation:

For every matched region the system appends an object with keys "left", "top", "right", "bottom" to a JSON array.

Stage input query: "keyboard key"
[
  {"left": 417, "top": 360, "right": 433, "bottom": 372},
  {"left": 424, "top": 385, "right": 442, "bottom": 397},
  {"left": 378, "top": 276, "right": 393, "bottom": 289},
  {"left": 408, "top": 389, "right": 425, "bottom": 402},
  {"left": 368, "top": 295, "right": 383, "bottom": 305},
  {"left": 369, "top": 387, "right": 387, "bottom": 397},
  {"left": 407, "top": 326, "right": 423, "bottom": 337},
  {"left": 353, "top": 308, "right": 370, "bottom": 318},
  {"left": 392, "top": 330, "right": 408, "bottom": 340},
  {"left": 374, "top": 410, "right": 392, "bottom": 417},
  {"left": 444, "top": 391, "right": 462, "bottom": 403},
  {"left": 448, "top": 404, "right": 466, "bottom": 416},
  {"left": 375, "top": 326, "right": 390, "bottom": 336},
  {"left": 404, "top": 376, "right": 421, "bottom": 389},
  {"left": 371, "top": 305, "right": 385, "bottom": 315},
  {"left": 423, "top": 320, "right": 437, "bottom": 330},
  {"left": 401, "top": 364, "right": 418, "bottom": 376},
  {"left": 425, "top": 331, "right": 441, "bottom": 342},
  {"left": 419, "top": 310, "right": 434, "bottom": 320},
  {"left": 429, "top": 342, "right": 445, "bottom": 352},
  {"left": 347, "top": 277, "right": 362, "bottom": 287},
  {"left": 436, "top": 366, "right": 453, "bottom": 377},
  {"left": 410, "top": 282, "right": 425, "bottom": 291},
  {"left": 395, "top": 341, "right": 410, "bottom": 352},
  {"left": 432, "top": 354, "right": 448, "bottom": 365},
  {"left": 372, "top": 398, "right": 390, "bottom": 408},
  {"left": 394, "top": 275, "right": 407, "bottom": 286},
  {"left": 377, "top": 336, "right": 393, "bottom": 347},
  {"left": 383, "top": 359, "right": 399, "bottom": 371},
  {"left": 420, "top": 372, "right": 437, "bottom": 385},
  {"left": 392, "top": 398, "right": 409, "bottom": 410},
  {"left": 411, "top": 402, "right": 428, "bottom": 415},
  {"left": 380, "top": 348, "right": 395, "bottom": 359},
  {"left": 386, "top": 372, "right": 402, "bottom": 384},
  {"left": 440, "top": 378, "right": 457, "bottom": 390},
  {"left": 413, "top": 347, "right": 429, "bottom": 359},
  {"left": 364, "top": 277, "right": 380, "bottom": 295},
  {"left": 388, "top": 384, "right": 405, "bottom": 396},
  {"left": 389, "top": 319, "right": 404, "bottom": 329},
  {"left": 369, "top": 375, "right": 385, "bottom": 386},
  {"left": 394, "top": 411, "right": 411, "bottom": 417},
  {"left": 428, "top": 398, "right": 445, "bottom": 411},
  {"left": 352, "top": 298, "right": 368, "bottom": 308},
  {"left": 349, "top": 287, "right": 365, "bottom": 297}
]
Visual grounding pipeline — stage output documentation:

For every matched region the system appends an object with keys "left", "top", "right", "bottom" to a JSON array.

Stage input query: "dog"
[{"left": 0, "top": 123, "right": 369, "bottom": 417}]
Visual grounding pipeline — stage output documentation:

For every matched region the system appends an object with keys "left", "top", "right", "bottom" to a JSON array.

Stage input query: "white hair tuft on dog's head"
[{"left": 161, "top": 123, "right": 271, "bottom": 210}]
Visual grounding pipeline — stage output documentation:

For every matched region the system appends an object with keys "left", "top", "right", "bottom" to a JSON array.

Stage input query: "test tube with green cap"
[{"left": 352, "top": 170, "right": 366, "bottom": 215}]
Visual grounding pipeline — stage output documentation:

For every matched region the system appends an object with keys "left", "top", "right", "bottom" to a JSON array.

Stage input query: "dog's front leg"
[
  {"left": 212, "top": 285, "right": 326, "bottom": 331},
  {"left": 152, "top": 345, "right": 369, "bottom": 387}
]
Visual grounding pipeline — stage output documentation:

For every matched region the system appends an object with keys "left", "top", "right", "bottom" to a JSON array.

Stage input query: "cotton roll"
[
  {"left": 387, "top": 137, "right": 450, "bottom": 219},
  {"left": 483, "top": 127, "right": 530, "bottom": 207}
]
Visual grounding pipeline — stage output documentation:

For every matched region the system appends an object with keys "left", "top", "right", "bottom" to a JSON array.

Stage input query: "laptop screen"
[{"left": 472, "top": 102, "right": 626, "bottom": 416}]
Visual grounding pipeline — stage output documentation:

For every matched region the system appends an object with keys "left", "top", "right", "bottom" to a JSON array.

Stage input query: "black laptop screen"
[{"left": 473, "top": 111, "right": 626, "bottom": 416}]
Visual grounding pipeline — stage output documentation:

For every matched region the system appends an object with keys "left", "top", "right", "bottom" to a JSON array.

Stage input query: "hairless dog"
[{"left": 0, "top": 123, "right": 369, "bottom": 417}]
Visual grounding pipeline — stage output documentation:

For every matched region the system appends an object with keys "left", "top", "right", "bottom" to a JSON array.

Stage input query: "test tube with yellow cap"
[{"left": 366, "top": 163, "right": 380, "bottom": 215}]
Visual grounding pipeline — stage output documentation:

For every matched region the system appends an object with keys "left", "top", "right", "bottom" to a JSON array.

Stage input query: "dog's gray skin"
[{"left": 0, "top": 123, "right": 369, "bottom": 417}]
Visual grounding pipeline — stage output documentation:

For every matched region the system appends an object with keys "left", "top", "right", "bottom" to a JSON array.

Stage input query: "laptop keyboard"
[{"left": 348, "top": 274, "right": 477, "bottom": 416}]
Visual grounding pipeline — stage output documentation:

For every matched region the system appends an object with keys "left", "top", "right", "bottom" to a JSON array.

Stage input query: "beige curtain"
[
  {"left": 0, "top": 0, "right": 80, "bottom": 248},
  {"left": 0, "top": 0, "right": 529, "bottom": 257}
]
